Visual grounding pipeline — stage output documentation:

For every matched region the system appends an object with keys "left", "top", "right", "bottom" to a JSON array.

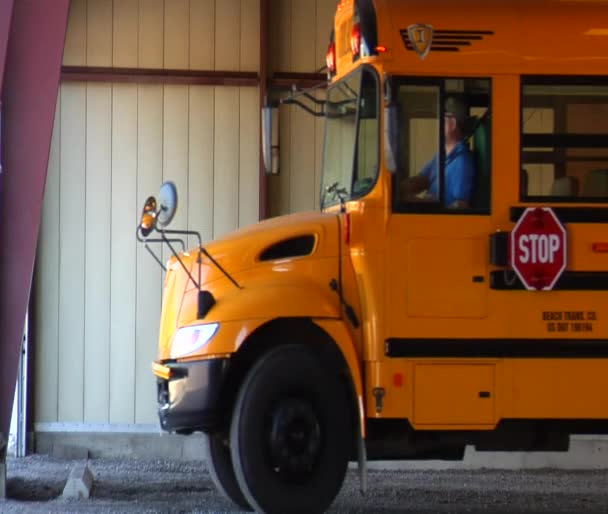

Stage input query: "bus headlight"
[{"left": 170, "top": 323, "right": 219, "bottom": 359}]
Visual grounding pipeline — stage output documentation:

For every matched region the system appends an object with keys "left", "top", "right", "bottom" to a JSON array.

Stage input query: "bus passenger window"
[
  {"left": 522, "top": 79, "right": 608, "bottom": 202},
  {"left": 394, "top": 77, "right": 491, "bottom": 213}
]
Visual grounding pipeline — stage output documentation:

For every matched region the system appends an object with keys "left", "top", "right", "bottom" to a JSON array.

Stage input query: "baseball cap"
[{"left": 444, "top": 96, "right": 468, "bottom": 126}]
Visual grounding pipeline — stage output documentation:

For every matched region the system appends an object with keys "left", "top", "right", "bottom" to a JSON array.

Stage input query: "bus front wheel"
[
  {"left": 203, "top": 432, "right": 252, "bottom": 511},
  {"left": 230, "top": 344, "right": 351, "bottom": 514}
]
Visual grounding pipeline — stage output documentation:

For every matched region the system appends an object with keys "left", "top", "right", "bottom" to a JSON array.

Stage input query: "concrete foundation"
[
  {"left": 33, "top": 430, "right": 608, "bottom": 469},
  {"left": 35, "top": 431, "right": 207, "bottom": 462}
]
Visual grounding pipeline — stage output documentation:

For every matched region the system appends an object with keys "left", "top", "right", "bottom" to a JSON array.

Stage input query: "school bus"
[{"left": 138, "top": 1, "right": 608, "bottom": 512}]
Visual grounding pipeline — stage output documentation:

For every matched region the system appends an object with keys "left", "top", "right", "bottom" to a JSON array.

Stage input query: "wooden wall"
[
  {"left": 267, "top": 0, "right": 337, "bottom": 216},
  {"left": 35, "top": 0, "right": 261, "bottom": 427},
  {"left": 35, "top": 0, "right": 337, "bottom": 429}
]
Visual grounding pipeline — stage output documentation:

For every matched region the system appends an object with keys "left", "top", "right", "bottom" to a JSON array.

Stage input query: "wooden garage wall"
[
  {"left": 34, "top": 0, "right": 261, "bottom": 427},
  {"left": 34, "top": 0, "right": 336, "bottom": 429},
  {"left": 268, "top": 0, "right": 337, "bottom": 216}
]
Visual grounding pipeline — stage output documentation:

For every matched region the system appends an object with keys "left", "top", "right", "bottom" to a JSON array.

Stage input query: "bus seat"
[
  {"left": 583, "top": 169, "right": 608, "bottom": 197},
  {"left": 471, "top": 113, "right": 490, "bottom": 209},
  {"left": 551, "top": 176, "right": 579, "bottom": 197}
]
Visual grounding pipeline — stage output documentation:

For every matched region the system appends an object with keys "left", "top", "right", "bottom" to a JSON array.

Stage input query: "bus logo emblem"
[{"left": 407, "top": 24, "right": 434, "bottom": 59}]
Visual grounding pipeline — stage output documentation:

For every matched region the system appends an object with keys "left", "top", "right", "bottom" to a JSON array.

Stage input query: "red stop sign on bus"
[{"left": 510, "top": 207, "right": 568, "bottom": 291}]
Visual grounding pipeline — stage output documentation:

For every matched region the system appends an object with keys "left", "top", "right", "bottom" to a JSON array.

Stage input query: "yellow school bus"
[{"left": 139, "top": 1, "right": 608, "bottom": 512}]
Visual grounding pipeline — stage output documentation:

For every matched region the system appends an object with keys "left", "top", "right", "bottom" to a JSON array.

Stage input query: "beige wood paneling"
[
  {"left": 188, "top": 87, "right": 215, "bottom": 243},
  {"left": 114, "top": 0, "right": 139, "bottom": 67},
  {"left": 37, "top": 0, "right": 285, "bottom": 428},
  {"left": 214, "top": 87, "right": 240, "bottom": 236},
  {"left": 139, "top": 0, "right": 165, "bottom": 68},
  {"left": 239, "top": 87, "right": 261, "bottom": 226},
  {"left": 316, "top": 0, "right": 336, "bottom": 71},
  {"left": 163, "top": 85, "right": 190, "bottom": 231},
  {"left": 268, "top": 0, "right": 292, "bottom": 217},
  {"left": 84, "top": 84, "right": 112, "bottom": 423},
  {"left": 58, "top": 83, "right": 86, "bottom": 422},
  {"left": 161, "top": 84, "right": 189, "bottom": 271},
  {"left": 270, "top": 0, "right": 291, "bottom": 72},
  {"left": 35, "top": 93, "right": 61, "bottom": 423},
  {"left": 240, "top": 0, "right": 260, "bottom": 72},
  {"left": 314, "top": 90, "right": 325, "bottom": 210},
  {"left": 63, "top": 0, "right": 87, "bottom": 66},
  {"left": 110, "top": 84, "right": 138, "bottom": 424},
  {"left": 87, "top": 0, "right": 113, "bottom": 66},
  {"left": 271, "top": 104, "right": 293, "bottom": 216},
  {"left": 165, "top": 0, "right": 190, "bottom": 70},
  {"left": 291, "top": 0, "right": 317, "bottom": 73},
  {"left": 190, "top": 0, "right": 215, "bottom": 70},
  {"left": 215, "top": 0, "right": 240, "bottom": 72},
  {"left": 135, "top": 85, "right": 164, "bottom": 424},
  {"left": 290, "top": 109, "right": 316, "bottom": 212},
  {"left": 268, "top": 0, "right": 337, "bottom": 216}
]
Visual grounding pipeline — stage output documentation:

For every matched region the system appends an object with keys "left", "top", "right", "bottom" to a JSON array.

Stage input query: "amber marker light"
[
  {"left": 152, "top": 362, "right": 172, "bottom": 381},
  {"left": 376, "top": 45, "right": 388, "bottom": 53},
  {"left": 393, "top": 372, "right": 404, "bottom": 388},
  {"left": 592, "top": 243, "right": 608, "bottom": 253}
]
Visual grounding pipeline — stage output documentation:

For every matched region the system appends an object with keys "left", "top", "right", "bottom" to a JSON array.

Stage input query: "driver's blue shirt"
[{"left": 420, "top": 140, "right": 475, "bottom": 206}]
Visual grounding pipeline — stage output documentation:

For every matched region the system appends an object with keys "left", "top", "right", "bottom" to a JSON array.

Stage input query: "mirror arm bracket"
[
  {"left": 280, "top": 98, "right": 325, "bottom": 117},
  {"left": 144, "top": 243, "right": 167, "bottom": 272},
  {"left": 199, "top": 247, "right": 242, "bottom": 290},
  {"left": 161, "top": 228, "right": 242, "bottom": 290},
  {"left": 162, "top": 234, "right": 201, "bottom": 291}
]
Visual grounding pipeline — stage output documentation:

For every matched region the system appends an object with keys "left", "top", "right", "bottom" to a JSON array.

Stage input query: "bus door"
[{"left": 385, "top": 76, "right": 494, "bottom": 342}]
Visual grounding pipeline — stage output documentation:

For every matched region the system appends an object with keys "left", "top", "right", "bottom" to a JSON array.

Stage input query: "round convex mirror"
[
  {"left": 157, "top": 181, "right": 178, "bottom": 228},
  {"left": 139, "top": 196, "right": 157, "bottom": 237}
]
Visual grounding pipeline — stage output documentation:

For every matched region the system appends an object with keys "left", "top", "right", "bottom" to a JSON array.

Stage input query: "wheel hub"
[{"left": 268, "top": 397, "right": 321, "bottom": 476}]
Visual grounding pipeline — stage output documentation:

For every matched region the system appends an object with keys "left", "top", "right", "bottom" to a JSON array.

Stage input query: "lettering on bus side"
[{"left": 543, "top": 311, "right": 598, "bottom": 333}]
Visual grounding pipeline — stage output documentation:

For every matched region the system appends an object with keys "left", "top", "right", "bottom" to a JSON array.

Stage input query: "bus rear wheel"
[
  {"left": 230, "top": 345, "right": 351, "bottom": 514},
  {"left": 203, "top": 431, "right": 252, "bottom": 511}
]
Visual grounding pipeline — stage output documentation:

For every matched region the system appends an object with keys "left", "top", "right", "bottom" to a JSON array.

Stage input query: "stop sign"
[{"left": 510, "top": 207, "right": 568, "bottom": 291}]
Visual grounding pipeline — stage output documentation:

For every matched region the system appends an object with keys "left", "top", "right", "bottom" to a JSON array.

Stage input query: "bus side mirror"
[
  {"left": 384, "top": 104, "right": 398, "bottom": 173},
  {"left": 262, "top": 106, "right": 280, "bottom": 176}
]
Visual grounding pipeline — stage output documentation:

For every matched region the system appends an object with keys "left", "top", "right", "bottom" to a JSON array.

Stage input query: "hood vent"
[{"left": 260, "top": 235, "right": 316, "bottom": 261}]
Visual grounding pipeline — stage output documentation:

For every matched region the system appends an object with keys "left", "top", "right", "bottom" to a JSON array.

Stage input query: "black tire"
[
  {"left": 230, "top": 345, "right": 351, "bottom": 514},
  {"left": 203, "top": 431, "right": 252, "bottom": 511}
]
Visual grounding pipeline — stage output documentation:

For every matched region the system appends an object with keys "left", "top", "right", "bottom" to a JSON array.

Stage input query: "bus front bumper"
[{"left": 153, "top": 358, "right": 230, "bottom": 433}]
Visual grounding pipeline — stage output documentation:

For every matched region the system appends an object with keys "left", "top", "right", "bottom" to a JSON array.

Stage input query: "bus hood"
[
  {"left": 186, "top": 210, "right": 341, "bottom": 284},
  {"left": 159, "top": 211, "right": 343, "bottom": 349}
]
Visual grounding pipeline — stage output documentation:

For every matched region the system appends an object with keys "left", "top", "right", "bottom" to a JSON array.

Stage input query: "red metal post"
[
  {"left": 0, "top": 0, "right": 70, "bottom": 440},
  {"left": 0, "top": 0, "right": 14, "bottom": 92}
]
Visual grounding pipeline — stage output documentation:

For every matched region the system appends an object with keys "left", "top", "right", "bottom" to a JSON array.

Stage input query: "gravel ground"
[{"left": 2, "top": 455, "right": 608, "bottom": 513}]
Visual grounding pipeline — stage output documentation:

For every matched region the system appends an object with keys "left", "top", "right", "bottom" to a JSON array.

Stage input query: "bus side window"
[
  {"left": 521, "top": 79, "right": 608, "bottom": 202},
  {"left": 393, "top": 77, "right": 491, "bottom": 214}
]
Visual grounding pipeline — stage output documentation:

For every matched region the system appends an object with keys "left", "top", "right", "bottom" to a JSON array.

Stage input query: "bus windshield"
[{"left": 321, "top": 68, "right": 379, "bottom": 208}]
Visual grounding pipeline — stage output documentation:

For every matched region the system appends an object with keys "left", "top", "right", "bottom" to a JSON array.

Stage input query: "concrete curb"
[
  {"left": 357, "top": 438, "right": 608, "bottom": 471},
  {"left": 62, "top": 461, "right": 94, "bottom": 499}
]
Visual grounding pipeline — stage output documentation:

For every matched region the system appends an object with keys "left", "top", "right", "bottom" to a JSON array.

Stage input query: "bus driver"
[{"left": 402, "top": 97, "right": 476, "bottom": 209}]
